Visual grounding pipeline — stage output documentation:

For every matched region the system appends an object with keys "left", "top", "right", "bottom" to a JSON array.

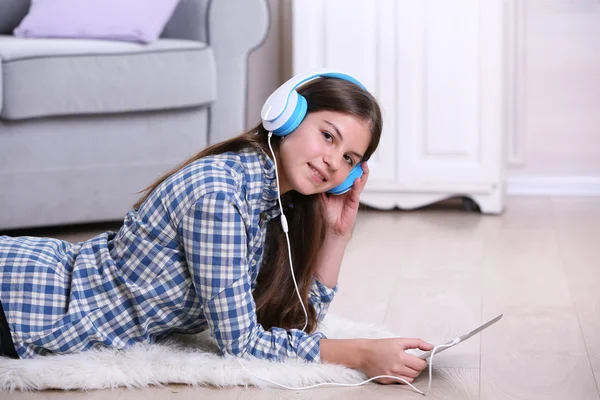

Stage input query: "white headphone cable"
[
  {"left": 234, "top": 132, "right": 451, "bottom": 395},
  {"left": 236, "top": 339, "right": 458, "bottom": 395}
]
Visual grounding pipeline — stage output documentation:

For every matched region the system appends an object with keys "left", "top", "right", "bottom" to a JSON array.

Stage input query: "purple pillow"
[{"left": 13, "top": 0, "right": 181, "bottom": 43}]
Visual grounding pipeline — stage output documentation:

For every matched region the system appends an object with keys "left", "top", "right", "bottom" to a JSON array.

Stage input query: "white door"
[{"left": 394, "top": 0, "right": 504, "bottom": 193}]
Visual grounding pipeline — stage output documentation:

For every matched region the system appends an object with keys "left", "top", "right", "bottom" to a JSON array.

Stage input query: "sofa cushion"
[
  {"left": 14, "top": 0, "right": 181, "bottom": 44},
  {"left": 0, "top": 35, "right": 216, "bottom": 120}
]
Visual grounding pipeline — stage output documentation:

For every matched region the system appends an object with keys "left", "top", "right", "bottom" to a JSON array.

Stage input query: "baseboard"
[{"left": 507, "top": 176, "right": 600, "bottom": 196}]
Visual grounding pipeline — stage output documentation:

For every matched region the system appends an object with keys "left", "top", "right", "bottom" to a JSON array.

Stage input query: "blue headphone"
[{"left": 260, "top": 69, "right": 367, "bottom": 195}]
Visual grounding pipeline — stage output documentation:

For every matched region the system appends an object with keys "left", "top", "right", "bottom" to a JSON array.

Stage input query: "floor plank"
[
  {"left": 480, "top": 199, "right": 600, "bottom": 399},
  {"left": 553, "top": 198, "right": 600, "bottom": 394}
]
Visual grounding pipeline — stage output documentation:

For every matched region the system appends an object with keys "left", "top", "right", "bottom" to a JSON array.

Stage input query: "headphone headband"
[{"left": 260, "top": 69, "right": 366, "bottom": 123}]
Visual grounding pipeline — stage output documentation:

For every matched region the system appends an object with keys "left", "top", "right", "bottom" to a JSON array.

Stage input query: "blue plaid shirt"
[{"left": 0, "top": 147, "right": 337, "bottom": 360}]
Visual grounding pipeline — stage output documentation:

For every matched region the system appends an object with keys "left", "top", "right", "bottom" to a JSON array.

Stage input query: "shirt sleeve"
[
  {"left": 179, "top": 192, "right": 326, "bottom": 362},
  {"left": 309, "top": 278, "right": 338, "bottom": 322}
]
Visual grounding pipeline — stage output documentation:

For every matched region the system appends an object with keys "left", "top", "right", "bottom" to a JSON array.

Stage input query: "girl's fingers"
[
  {"left": 400, "top": 366, "right": 422, "bottom": 379},
  {"left": 403, "top": 353, "right": 429, "bottom": 372},
  {"left": 348, "top": 179, "right": 362, "bottom": 202},
  {"left": 354, "top": 163, "right": 369, "bottom": 192},
  {"left": 401, "top": 338, "right": 433, "bottom": 351},
  {"left": 359, "top": 162, "right": 369, "bottom": 186}
]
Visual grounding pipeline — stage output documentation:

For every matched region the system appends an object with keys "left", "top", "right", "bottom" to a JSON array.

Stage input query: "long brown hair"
[{"left": 134, "top": 77, "right": 383, "bottom": 333}]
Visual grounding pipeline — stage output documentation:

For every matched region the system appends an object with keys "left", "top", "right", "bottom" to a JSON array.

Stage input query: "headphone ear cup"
[
  {"left": 269, "top": 93, "right": 307, "bottom": 137},
  {"left": 327, "top": 163, "right": 364, "bottom": 195},
  {"left": 277, "top": 94, "right": 307, "bottom": 136},
  {"left": 262, "top": 88, "right": 308, "bottom": 136}
]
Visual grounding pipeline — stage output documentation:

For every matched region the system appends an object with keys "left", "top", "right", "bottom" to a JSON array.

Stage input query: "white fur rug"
[{"left": 0, "top": 314, "right": 409, "bottom": 391}]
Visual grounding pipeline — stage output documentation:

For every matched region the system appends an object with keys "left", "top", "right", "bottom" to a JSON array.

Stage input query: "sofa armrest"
[
  {"left": 163, "top": 0, "right": 270, "bottom": 144},
  {"left": 0, "top": 58, "right": 3, "bottom": 113},
  {"left": 208, "top": 0, "right": 269, "bottom": 143},
  {"left": 162, "top": 0, "right": 211, "bottom": 43}
]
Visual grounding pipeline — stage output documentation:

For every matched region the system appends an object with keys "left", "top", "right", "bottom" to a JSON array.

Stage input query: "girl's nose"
[{"left": 323, "top": 151, "right": 340, "bottom": 172}]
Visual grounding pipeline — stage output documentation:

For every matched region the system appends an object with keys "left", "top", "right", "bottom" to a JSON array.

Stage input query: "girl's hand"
[
  {"left": 360, "top": 338, "right": 434, "bottom": 385},
  {"left": 320, "top": 162, "right": 369, "bottom": 238}
]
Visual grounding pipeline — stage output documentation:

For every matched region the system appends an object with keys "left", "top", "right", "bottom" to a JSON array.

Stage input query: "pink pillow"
[{"left": 13, "top": 0, "right": 181, "bottom": 43}]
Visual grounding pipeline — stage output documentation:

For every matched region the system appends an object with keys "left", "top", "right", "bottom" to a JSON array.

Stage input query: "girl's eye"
[
  {"left": 322, "top": 131, "right": 333, "bottom": 142},
  {"left": 344, "top": 155, "right": 354, "bottom": 165}
]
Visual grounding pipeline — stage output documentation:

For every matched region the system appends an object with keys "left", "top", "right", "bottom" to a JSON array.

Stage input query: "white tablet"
[{"left": 418, "top": 314, "right": 503, "bottom": 360}]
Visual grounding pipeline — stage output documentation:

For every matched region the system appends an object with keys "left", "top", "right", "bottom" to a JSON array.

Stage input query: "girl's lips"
[
  {"left": 308, "top": 164, "right": 327, "bottom": 181},
  {"left": 309, "top": 164, "right": 325, "bottom": 184}
]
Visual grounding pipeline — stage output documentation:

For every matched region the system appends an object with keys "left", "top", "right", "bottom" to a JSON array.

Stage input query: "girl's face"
[{"left": 276, "top": 110, "right": 372, "bottom": 195}]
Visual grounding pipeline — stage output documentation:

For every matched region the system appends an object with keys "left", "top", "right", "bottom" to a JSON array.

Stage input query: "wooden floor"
[{"left": 3, "top": 197, "right": 600, "bottom": 399}]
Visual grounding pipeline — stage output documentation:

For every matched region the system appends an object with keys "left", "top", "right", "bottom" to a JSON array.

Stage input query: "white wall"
[
  {"left": 248, "top": 0, "right": 600, "bottom": 195},
  {"left": 506, "top": 0, "right": 600, "bottom": 195}
]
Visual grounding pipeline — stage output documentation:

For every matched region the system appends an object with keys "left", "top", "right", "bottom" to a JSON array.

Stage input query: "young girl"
[{"left": 0, "top": 72, "right": 433, "bottom": 385}]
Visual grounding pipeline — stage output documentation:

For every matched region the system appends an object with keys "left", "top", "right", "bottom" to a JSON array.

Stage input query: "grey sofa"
[{"left": 0, "top": 0, "right": 269, "bottom": 230}]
